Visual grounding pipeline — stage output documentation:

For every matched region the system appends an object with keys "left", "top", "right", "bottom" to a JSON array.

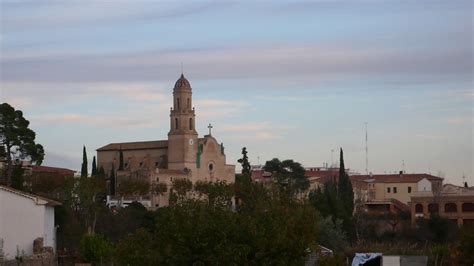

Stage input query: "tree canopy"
[{"left": 0, "top": 103, "right": 44, "bottom": 185}]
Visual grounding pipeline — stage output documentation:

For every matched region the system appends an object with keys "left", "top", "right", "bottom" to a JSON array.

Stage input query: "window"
[
  {"left": 187, "top": 98, "right": 190, "bottom": 108},
  {"left": 462, "top": 203, "right": 474, "bottom": 212},
  {"left": 175, "top": 118, "right": 179, "bottom": 129},
  {"left": 393, "top": 187, "right": 397, "bottom": 193},
  {"left": 387, "top": 187, "right": 391, "bottom": 193},
  {"left": 445, "top": 203, "right": 457, "bottom": 213},
  {"left": 415, "top": 204, "right": 423, "bottom": 213},
  {"left": 208, "top": 163, "right": 214, "bottom": 172},
  {"left": 408, "top": 186, "right": 412, "bottom": 193},
  {"left": 139, "top": 162, "right": 143, "bottom": 167},
  {"left": 177, "top": 98, "right": 180, "bottom": 109},
  {"left": 189, "top": 118, "right": 193, "bottom": 130},
  {"left": 155, "top": 162, "right": 159, "bottom": 167}
]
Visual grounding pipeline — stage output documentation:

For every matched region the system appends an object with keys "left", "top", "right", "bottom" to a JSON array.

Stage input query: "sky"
[{"left": 0, "top": 0, "right": 472, "bottom": 185}]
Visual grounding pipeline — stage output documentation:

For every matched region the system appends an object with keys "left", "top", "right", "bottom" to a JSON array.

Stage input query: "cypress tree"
[
  {"left": 81, "top": 146, "right": 88, "bottom": 177},
  {"left": 110, "top": 164, "right": 116, "bottom": 196},
  {"left": 91, "top": 156, "right": 98, "bottom": 176},
  {"left": 118, "top": 149, "right": 124, "bottom": 171},
  {"left": 237, "top": 147, "right": 251, "bottom": 176},
  {"left": 337, "top": 148, "right": 354, "bottom": 226},
  {"left": 98, "top": 166, "right": 106, "bottom": 179}
]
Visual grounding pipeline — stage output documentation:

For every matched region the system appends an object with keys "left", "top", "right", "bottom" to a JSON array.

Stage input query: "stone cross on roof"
[{"left": 208, "top": 123, "right": 213, "bottom": 135}]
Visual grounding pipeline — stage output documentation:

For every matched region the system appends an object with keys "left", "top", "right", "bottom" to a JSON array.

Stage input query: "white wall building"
[{"left": 0, "top": 185, "right": 60, "bottom": 260}]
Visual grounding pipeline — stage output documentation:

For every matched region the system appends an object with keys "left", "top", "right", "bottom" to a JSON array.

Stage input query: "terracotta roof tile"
[
  {"left": 97, "top": 140, "right": 168, "bottom": 151},
  {"left": 350, "top": 173, "right": 443, "bottom": 183},
  {"left": 30, "top": 165, "right": 76, "bottom": 174}
]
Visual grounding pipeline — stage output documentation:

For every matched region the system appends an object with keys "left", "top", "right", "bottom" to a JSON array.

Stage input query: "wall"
[
  {"left": 43, "top": 206, "right": 56, "bottom": 252},
  {"left": 97, "top": 148, "right": 167, "bottom": 175},
  {"left": 417, "top": 178, "right": 432, "bottom": 192},
  {"left": 0, "top": 190, "right": 46, "bottom": 259},
  {"left": 196, "top": 136, "right": 235, "bottom": 184},
  {"left": 374, "top": 182, "right": 417, "bottom": 205}
]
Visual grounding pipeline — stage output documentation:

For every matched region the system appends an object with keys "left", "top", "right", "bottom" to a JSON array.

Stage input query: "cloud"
[
  {"left": 443, "top": 116, "right": 473, "bottom": 125},
  {"left": 32, "top": 113, "right": 156, "bottom": 128},
  {"left": 2, "top": 42, "right": 471, "bottom": 84},
  {"left": 230, "top": 132, "right": 280, "bottom": 141},
  {"left": 219, "top": 121, "right": 289, "bottom": 141}
]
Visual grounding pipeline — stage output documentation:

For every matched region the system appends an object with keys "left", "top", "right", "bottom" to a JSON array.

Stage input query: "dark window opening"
[
  {"left": 462, "top": 203, "right": 474, "bottom": 212},
  {"left": 139, "top": 162, "right": 143, "bottom": 167},
  {"left": 187, "top": 98, "right": 190, "bottom": 108},
  {"left": 387, "top": 187, "right": 391, "bottom": 193},
  {"left": 177, "top": 98, "right": 180, "bottom": 109},
  {"left": 175, "top": 118, "right": 179, "bottom": 129},
  {"left": 415, "top": 204, "right": 423, "bottom": 213},
  {"left": 393, "top": 187, "right": 397, "bottom": 193},
  {"left": 408, "top": 186, "right": 412, "bottom": 193},
  {"left": 189, "top": 118, "right": 193, "bottom": 130},
  {"left": 445, "top": 203, "right": 457, "bottom": 213},
  {"left": 208, "top": 163, "right": 214, "bottom": 172}
]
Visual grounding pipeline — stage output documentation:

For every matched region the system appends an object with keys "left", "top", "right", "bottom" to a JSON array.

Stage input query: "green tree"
[
  {"left": 81, "top": 146, "right": 88, "bottom": 177},
  {"left": 264, "top": 158, "right": 309, "bottom": 196},
  {"left": 237, "top": 147, "right": 251, "bottom": 176},
  {"left": 118, "top": 179, "right": 150, "bottom": 198},
  {"left": 195, "top": 180, "right": 234, "bottom": 207},
  {"left": 118, "top": 149, "right": 124, "bottom": 171},
  {"left": 115, "top": 228, "right": 157, "bottom": 266},
  {"left": 337, "top": 148, "right": 354, "bottom": 231},
  {"left": 10, "top": 165, "right": 26, "bottom": 190},
  {"left": 109, "top": 165, "right": 116, "bottom": 196},
  {"left": 0, "top": 102, "right": 44, "bottom": 185},
  {"left": 97, "top": 166, "right": 106, "bottom": 179},
  {"left": 170, "top": 178, "right": 192, "bottom": 200},
  {"left": 76, "top": 176, "right": 107, "bottom": 233},
  {"left": 79, "top": 233, "right": 113, "bottom": 264},
  {"left": 91, "top": 156, "right": 97, "bottom": 176}
]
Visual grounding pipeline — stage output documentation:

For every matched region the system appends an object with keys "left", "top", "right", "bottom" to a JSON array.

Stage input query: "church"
[{"left": 96, "top": 74, "right": 235, "bottom": 207}]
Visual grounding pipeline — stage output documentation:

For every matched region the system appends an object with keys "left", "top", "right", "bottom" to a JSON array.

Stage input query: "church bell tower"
[{"left": 167, "top": 74, "right": 198, "bottom": 172}]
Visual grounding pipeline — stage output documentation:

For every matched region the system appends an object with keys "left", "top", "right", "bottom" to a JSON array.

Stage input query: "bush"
[{"left": 79, "top": 233, "right": 113, "bottom": 264}]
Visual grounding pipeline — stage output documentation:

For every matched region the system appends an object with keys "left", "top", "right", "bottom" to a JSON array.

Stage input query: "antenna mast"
[{"left": 365, "top": 122, "right": 368, "bottom": 174}]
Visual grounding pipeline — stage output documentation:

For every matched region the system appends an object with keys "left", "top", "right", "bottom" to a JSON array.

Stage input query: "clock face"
[{"left": 189, "top": 139, "right": 194, "bottom": 145}]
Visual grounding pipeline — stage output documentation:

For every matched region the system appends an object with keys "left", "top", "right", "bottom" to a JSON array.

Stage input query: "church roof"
[
  {"left": 97, "top": 140, "right": 168, "bottom": 151},
  {"left": 174, "top": 74, "right": 191, "bottom": 89}
]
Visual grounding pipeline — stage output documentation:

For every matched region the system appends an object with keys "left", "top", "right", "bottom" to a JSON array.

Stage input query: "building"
[
  {"left": 410, "top": 183, "right": 474, "bottom": 227},
  {"left": 0, "top": 185, "right": 60, "bottom": 260},
  {"left": 350, "top": 173, "right": 443, "bottom": 213},
  {"left": 97, "top": 74, "right": 236, "bottom": 207}
]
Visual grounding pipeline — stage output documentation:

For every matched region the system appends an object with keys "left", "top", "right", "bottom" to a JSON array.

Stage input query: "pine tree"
[
  {"left": 109, "top": 164, "right": 116, "bottom": 196},
  {"left": 237, "top": 147, "right": 251, "bottom": 176},
  {"left": 118, "top": 150, "right": 124, "bottom": 171},
  {"left": 81, "top": 146, "right": 88, "bottom": 177},
  {"left": 91, "top": 156, "right": 98, "bottom": 176}
]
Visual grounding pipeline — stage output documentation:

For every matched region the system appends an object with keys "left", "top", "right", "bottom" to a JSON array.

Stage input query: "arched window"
[
  {"left": 187, "top": 98, "right": 190, "bottom": 108},
  {"left": 444, "top": 203, "right": 457, "bottom": 213},
  {"left": 175, "top": 118, "right": 179, "bottom": 130},
  {"left": 189, "top": 118, "right": 193, "bottom": 130},
  {"left": 415, "top": 204, "right": 423, "bottom": 213},
  {"left": 462, "top": 203, "right": 474, "bottom": 212},
  {"left": 428, "top": 203, "right": 439, "bottom": 214},
  {"left": 177, "top": 98, "right": 180, "bottom": 109}
]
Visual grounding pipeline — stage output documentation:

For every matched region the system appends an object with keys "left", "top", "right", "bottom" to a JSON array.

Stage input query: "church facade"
[{"left": 97, "top": 74, "right": 235, "bottom": 207}]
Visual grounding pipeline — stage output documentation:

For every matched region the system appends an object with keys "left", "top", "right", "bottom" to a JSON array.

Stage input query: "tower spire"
[{"left": 181, "top": 62, "right": 184, "bottom": 75}]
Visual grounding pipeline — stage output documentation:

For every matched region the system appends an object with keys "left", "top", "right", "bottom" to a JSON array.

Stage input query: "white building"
[{"left": 0, "top": 185, "right": 60, "bottom": 260}]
